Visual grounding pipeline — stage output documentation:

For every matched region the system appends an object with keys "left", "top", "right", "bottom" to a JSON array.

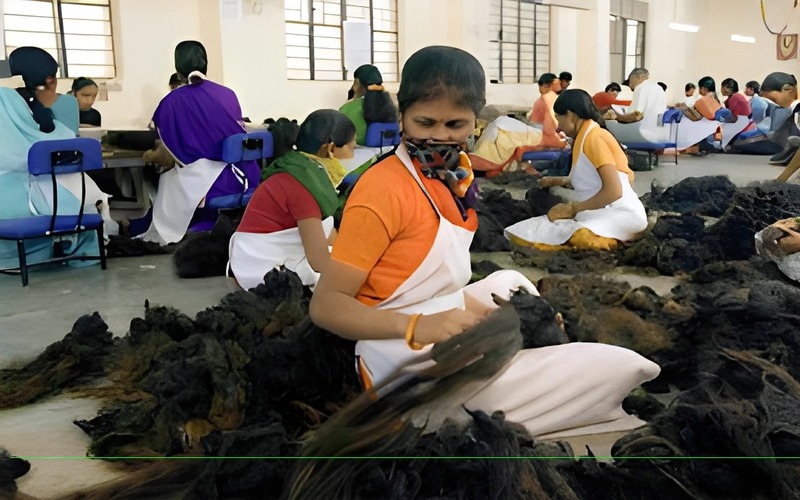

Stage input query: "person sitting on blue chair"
[
  {"left": 0, "top": 47, "right": 115, "bottom": 271},
  {"left": 227, "top": 109, "right": 355, "bottom": 290},
  {"left": 340, "top": 64, "right": 398, "bottom": 146},
  {"left": 132, "top": 40, "right": 261, "bottom": 244}
]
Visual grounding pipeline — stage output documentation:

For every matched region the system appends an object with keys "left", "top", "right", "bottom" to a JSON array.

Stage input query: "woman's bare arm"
[
  {"left": 297, "top": 217, "right": 331, "bottom": 273},
  {"left": 309, "top": 259, "right": 485, "bottom": 345},
  {"left": 547, "top": 164, "right": 624, "bottom": 221},
  {"left": 573, "top": 164, "right": 624, "bottom": 212}
]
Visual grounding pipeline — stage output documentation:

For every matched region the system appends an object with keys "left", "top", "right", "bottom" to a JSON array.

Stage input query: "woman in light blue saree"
[{"left": 0, "top": 47, "right": 113, "bottom": 271}]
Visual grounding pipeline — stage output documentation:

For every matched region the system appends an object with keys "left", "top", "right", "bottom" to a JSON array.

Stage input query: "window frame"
[
  {"left": 609, "top": 15, "right": 646, "bottom": 82},
  {"left": 2, "top": 0, "right": 116, "bottom": 79},
  {"left": 488, "top": 0, "right": 551, "bottom": 84},
  {"left": 284, "top": 0, "right": 398, "bottom": 82}
]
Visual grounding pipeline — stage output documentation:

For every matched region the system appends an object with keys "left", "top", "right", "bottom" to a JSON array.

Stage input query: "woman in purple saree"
[{"left": 137, "top": 40, "right": 260, "bottom": 244}]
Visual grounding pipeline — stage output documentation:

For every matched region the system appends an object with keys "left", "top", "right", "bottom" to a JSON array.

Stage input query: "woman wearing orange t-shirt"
[
  {"left": 505, "top": 90, "right": 647, "bottom": 251},
  {"left": 310, "top": 46, "right": 659, "bottom": 438}
]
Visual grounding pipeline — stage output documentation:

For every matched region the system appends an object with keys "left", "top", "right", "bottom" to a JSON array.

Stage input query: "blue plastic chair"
[
  {"left": 621, "top": 108, "right": 683, "bottom": 165},
  {"left": 205, "top": 130, "right": 273, "bottom": 210},
  {"left": 0, "top": 137, "right": 106, "bottom": 286},
  {"left": 519, "top": 149, "right": 565, "bottom": 164},
  {"left": 365, "top": 122, "right": 401, "bottom": 152},
  {"left": 714, "top": 108, "right": 734, "bottom": 123}
]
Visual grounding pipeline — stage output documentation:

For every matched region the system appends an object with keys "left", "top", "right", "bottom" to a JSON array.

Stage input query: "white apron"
[
  {"left": 605, "top": 117, "right": 668, "bottom": 144},
  {"left": 675, "top": 118, "right": 720, "bottom": 150},
  {"left": 719, "top": 115, "right": 751, "bottom": 148},
  {"left": 504, "top": 122, "right": 648, "bottom": 246},
  {"left": 228, "top": 216, "right": 334, "bottom": 290},
  {"left": 356, "top": 146, "right": 661, "bottom": 438},
  {"left": 140, "top": 158, "right": 227, "bottom": 245},
  {"left": 355, "top": 145, "right": 476, "bottom": 385}
]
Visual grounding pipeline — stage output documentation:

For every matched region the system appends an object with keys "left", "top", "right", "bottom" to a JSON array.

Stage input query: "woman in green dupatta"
[{"left": 227, "top": 109, "right": 356, "bottom": 290}]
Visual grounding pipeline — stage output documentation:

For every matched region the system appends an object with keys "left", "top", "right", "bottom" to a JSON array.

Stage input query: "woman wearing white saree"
[{"left": 506, "top": 89, "right": 648, "bottom": 251}]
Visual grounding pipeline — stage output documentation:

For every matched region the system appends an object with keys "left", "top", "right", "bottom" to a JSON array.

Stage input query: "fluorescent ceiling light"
[
  {"left": 669, "top": 22, "right": 700, "bottom": 33},
  {"left": 731, "top": 34, "right": 756, "bottom": 44}
]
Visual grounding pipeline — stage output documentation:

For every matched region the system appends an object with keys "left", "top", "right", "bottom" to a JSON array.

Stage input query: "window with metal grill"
[
  {"left": 285, "top": 0, "right": 398, "bottom": 81},
  {"left": 488, "top": 0, "right": 550, "bottom": 84},
  {"left": 3, "top": 0, "right": 115, "bottom": 79}
]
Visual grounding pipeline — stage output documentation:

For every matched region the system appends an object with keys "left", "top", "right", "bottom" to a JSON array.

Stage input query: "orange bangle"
[{"left": 405, "top": 313, "right": 424, "bottom": 350}]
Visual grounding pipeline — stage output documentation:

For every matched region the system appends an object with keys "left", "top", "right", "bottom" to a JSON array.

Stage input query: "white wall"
[
  {"left": 646, "top": 0, "right": 800, "bottom": 105},
  {"left": 2, "top": 0, "right": 799, "bottom": 126}
]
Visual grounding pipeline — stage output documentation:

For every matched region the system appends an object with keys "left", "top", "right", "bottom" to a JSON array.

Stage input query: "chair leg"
[
  {"left": 97, "top": 225, "right": 107, "bottom": 270},
  {"left": 17, "top": 239, "right": 28, "bottom": 286}
]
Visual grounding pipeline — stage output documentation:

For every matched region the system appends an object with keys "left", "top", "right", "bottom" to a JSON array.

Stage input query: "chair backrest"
[
  {"left": 662, "top": 108, "right": 683, "bottom": 124},
  {"left": 365, "top": 121, "right": 401, "bottom": 148},
  {"left": 27, "top": 137, "right": 103, "bottom": 176},
  {"left": 222, "top": 131, "right": 274, "bottom": 163},
  {"left": 27, "top": 137, "right": 104, "bottom": 233},
  {"left": 714, "top": 108, "right": 734, "bottom": 122}
]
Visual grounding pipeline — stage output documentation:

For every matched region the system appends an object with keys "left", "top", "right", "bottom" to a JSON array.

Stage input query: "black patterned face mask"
[
  {"left": 403, "top": 137, "right": 478, "bottom": 221},
  {"left": 403, "top": 137, "right": 465, "bottom": 177}
]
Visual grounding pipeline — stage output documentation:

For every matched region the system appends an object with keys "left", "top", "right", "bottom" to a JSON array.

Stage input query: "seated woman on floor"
[
  {"left": 310, "top": 46, "right": 659, "bottom": 439},
  {"left": 339, "top": 64, "right": 398, "bottom": 146},
  {"left": 746, "top": 80, "right": 772, "bottom": 126},
  {"left": 675, "top": 76, "right": 720, "bottom": 121},
  {"left": 529, "top": 72, "right": 567, "bottom": 149},
  {"left": 720, "top": 78, "right": 751, "bottom": 119},
  {"left": 0, "top": 47, "right": 116, "bottom": 270},
  {"left": 228, "top": 109, "right": 355, "bottom": 290},
  {"left": 132, "top": 40, "right": 261, "bottom": 244},
  {"left": 505, "top": 89, "right": 648, "bottom": 251},
  {"left": 673, "top": 76, "right": 728, "bottom": 154}
]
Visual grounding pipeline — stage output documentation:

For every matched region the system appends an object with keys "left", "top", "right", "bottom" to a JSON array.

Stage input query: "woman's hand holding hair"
[
  {"left": 774, "top": 218, "right": 800, "bottom": 254},
  {"left": 538, "top": 176, "right": 570, "bottom": 189},
  {"left": 410, "top": 308, "right": 487, "bottom": 347},
  {"left": 547, "top": 201, "right": 578, "bottom": 221}
]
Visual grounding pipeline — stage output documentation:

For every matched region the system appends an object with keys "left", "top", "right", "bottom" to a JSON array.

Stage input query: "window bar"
[
  {"left": 639, "top": 21, "right": 646, "bottom": 68},
  {"left": 340, "top": 0, "right": 346, "bottom": 80},
  {"left": 516, "top": 1, "right": 521, "bottom": 83},
  {"left": 620, "top": 17, "right": 625, "bottom": 80},
  {"left": 54, "top": 0, "right": 68, "bottom": 77},
  {"left": 307, "top": 0, "right": 316, "bottom": 80},
  {"left": 533, "top": 5, "right": 538, "bottom": 79},
  {"left": 368, "top": 0, "right": 374, "bottom": 64},
  {"left": 498, "top": 0, "right": 503, "bottom": 82}
]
